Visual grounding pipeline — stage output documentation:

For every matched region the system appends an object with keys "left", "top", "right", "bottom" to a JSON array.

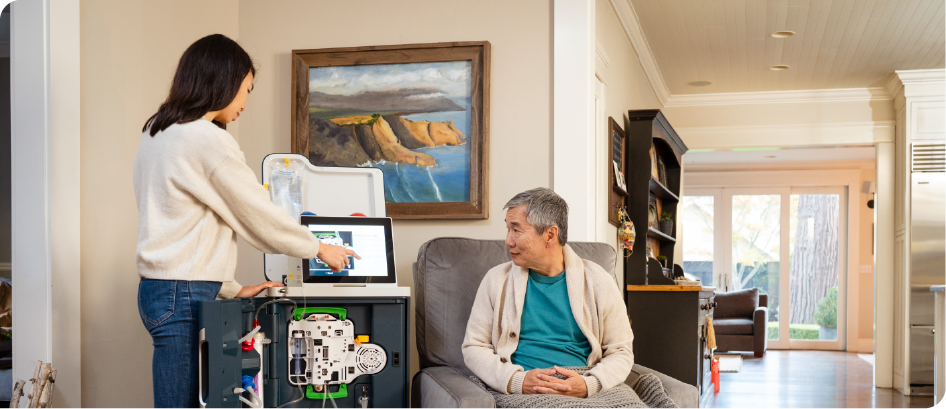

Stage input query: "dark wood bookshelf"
[
  {"left": 622, "top": 110, "right": 715, "bottom": 406},
  {"left": 623, "top": 109, "right": 688, "bottom": 286},
  {"left": 646, "top": 227, "right": 676, "bottom": 242},
  {"left": 649, "top": 177, "right": 679, "bottom": 202}
]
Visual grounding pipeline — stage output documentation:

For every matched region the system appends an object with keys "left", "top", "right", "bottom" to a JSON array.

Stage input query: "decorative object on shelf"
[
  {"left": 659, "top": 212, "right": 674, "bottom": 235},
  {"left": 674, "top": 266, "right": 701, "bottom": 286},
  {"left": 656, "top": 255, "right": 668, "bottom": 268},
  {"left": 657, "top": 155, "right": 667, "bottom": 186},
  {"left": 648, "top": 203, "right": 658, "bottom": 228},
  {"left": 608, "top": 117, "right": 628, "bottom": 226},
  {"left": 617, "top": 208, "right": 635, "bottom": 258},
  {"left": 650, "top": 143, "right": 659, "bottom": 179},
  {"left": 613, "top": 160, "right": 628, "bottom": 194},
  {"left": 291, "top": 42, "right": 490, "bottom": 219},
  {"left": 646, "top": 245, "right": 656, "bottom": 260}
]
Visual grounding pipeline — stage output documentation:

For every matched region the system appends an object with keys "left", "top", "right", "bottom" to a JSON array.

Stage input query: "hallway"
[{"left": 706, "top": 350, "right": 935, "bottom": 408}]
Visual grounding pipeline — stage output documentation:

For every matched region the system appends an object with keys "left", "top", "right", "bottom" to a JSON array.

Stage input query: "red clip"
[{"left": 242, "top": 320, "right": 259, "bottom": 351}]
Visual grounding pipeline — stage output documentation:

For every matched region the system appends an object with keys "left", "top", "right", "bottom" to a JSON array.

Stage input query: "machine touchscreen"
[{"left": 300, "top": 216, "right": 396, "bottom": 284}]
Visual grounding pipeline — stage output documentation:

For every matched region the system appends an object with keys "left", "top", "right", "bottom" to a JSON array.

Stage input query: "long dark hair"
[{"left": 143, "top": 34, "right": 256, "bottom": 136}]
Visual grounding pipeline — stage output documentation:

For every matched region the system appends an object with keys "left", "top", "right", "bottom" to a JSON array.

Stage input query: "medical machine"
[{"left": 199, "top": 154, "right": 410, "bottom": 408}]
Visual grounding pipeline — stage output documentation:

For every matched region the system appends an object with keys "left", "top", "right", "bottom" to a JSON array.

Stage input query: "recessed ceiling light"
[
  {"left": 687, "top": 80, "right": 712, "bottom": 87},
  {"left": 770, "top": 31, "right": 795, "bottom": 38},
  {"left": 769, "top": 65, "right": 790, "bottom": 71}
]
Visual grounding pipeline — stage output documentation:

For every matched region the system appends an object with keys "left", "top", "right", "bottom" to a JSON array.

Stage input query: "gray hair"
[{"left": 503, "top": 187, "right": 568, "bottom": 246}]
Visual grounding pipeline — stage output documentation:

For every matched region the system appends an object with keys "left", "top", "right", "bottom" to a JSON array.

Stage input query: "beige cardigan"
[
  {"left": 461, "top": 245, "right": 635, "bottom": 397},
  {"left": 134, "top": 119, "right": 322, "bottom": 299}
]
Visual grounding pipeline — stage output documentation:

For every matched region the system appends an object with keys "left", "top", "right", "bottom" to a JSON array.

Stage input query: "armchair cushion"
[
  {"left": 412, "top": 366, "right": 496, "bottom": 408},
  {"left": 713, "top": 318, "right": 755, "bottom": 335},
  {"left": 713, "top": 287, "right": 759, "bottom": 319},
  {"left": 626, "top": 364, "right": 698, "bottom": 409}
]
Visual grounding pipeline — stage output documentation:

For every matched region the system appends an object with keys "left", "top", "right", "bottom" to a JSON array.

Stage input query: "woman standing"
[{"left": 134, "top": 34, "right": 356, "bottom": 407}]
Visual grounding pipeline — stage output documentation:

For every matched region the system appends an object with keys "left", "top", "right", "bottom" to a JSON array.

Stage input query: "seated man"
[{"left": 462, "top": 188, "right": 634, "bottom": 398}]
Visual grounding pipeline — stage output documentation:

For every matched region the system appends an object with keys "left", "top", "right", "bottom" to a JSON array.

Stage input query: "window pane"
[
  {"left": 681, "top": 196, "right": 714, "bottom": 287},
  {"left": 732, "top": 194, "right": 781, "bottom": 340},
  {"left": 789, "top": 194, "right": 840, "bottom": 340}
]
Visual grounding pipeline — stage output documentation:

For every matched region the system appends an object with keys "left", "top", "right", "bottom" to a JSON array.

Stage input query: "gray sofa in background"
[
  {"left": 411, "top": 237, "right": 699, "bottom": 408},
  {"left": 712, "top": 287, "right": 769, "bottom": 357}
]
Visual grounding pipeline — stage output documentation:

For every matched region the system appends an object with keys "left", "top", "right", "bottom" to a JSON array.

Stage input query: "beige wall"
[
  {"left": 79, "top": 1, "right": 239, "bottom": 407},
  {"left": 859, "top": 167, "right": 876, "bottom": 344},
  {"left": 232, "top": 0, "right": 552, "bottom": 382},
  {"left": 594, "top": 0, "right": 665, "bottom": 288}
]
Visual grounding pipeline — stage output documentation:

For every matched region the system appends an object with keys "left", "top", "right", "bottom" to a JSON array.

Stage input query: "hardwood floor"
[{"left": 705, "top": 350, "right": 936, "bottom": 408}]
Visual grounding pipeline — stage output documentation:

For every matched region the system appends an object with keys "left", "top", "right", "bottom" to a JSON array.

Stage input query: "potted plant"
[
  {"left": 814, "top": 287, "right": 838, "bottom": 340},
  {"left": 656, "top": 255, "right": 671, "bottom": 278},
  {"left": 659, "top": 212, "right": 673, "bottom": 235},
  {"left": 656, "top": 255, "right": 668, "bottom": 268}
]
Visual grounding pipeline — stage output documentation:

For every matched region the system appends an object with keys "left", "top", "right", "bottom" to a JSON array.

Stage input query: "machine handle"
[
  {"left": 293, "top": 306, "right": 348, "bottom": 321},
  {"left": 198, "top": 328, "right": 207, "bottom": 408},
  {"left": 307, "top": 383, "right": 348, "bottom": 399}
]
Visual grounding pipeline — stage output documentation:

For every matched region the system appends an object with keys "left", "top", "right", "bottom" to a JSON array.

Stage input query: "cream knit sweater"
[
  {"left": 133, "top": 119, "right": 321, "bottom": 299},
  {"left": 462, "top": 244, "right": 635, "bottom": 397}
]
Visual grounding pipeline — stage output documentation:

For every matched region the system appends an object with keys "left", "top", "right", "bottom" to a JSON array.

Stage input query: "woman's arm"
[{"left": 198, "top": 154, "right": 321, "bottom": 259}]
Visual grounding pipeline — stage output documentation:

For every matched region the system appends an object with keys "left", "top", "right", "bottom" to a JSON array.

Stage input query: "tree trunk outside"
[{"left": 788, "top": 194, "right": 839, "bottom": 325}]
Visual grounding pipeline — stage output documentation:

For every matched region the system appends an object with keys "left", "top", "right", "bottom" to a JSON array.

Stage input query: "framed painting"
[{"left": 291, "top": 42, "right": 490, "bottom": 219}]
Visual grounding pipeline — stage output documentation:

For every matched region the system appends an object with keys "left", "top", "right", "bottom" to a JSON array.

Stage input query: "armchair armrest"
[
  {"left": 411, "top": 366, "right": 496, "bottom": 408},
  {"left": 625, "top": 364, "right": 698, "bottom": 409},
  {"left": 753, "top": 306, "right": 769, "bottom": 357}
]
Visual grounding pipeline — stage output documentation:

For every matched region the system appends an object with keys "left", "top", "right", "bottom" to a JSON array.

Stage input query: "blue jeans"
[{"left": 138, "top": 278, "right": 222, "bottom": 408}]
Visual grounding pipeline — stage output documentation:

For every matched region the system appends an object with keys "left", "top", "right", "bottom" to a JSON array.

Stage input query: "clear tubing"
[{"left": 275, "top": 385, "right": 305, "bottom": 409}]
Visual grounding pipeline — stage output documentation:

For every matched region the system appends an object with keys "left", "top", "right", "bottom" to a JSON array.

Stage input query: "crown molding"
[
  {"left": 665, "top": 87, "right": 891, "bottom": 107},
  {"left": 676, "top": 120, "right": 896, "bottom": 149},
  {"left": 595, "top": 40, "right": 611, "bottom": 68},
  {"left": 685, "top": 158, "right": 876, "bottom": 173},
  {"left": 608, "top": 0, "right": 670, "bottom": 106},
  {"left": 895, "top": 68, "right": 946, "bottom": 84}
]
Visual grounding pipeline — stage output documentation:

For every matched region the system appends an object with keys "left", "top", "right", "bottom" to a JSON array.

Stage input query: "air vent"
[{"left": 912, "top": 143, "right": 945, "bottom": 173}]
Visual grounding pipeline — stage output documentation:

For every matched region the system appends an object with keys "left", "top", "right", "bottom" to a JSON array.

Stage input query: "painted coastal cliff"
[{"left": 307, "top": 113, "right": 466, "bottom": 168}]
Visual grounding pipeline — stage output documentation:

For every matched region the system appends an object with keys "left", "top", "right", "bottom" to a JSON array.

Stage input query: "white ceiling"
[
  {"left": 630, "top": 0, "right": 946, "bottom": 95},
  {"left": 684, "top": 145, "right": 876, "bottom": 165}
]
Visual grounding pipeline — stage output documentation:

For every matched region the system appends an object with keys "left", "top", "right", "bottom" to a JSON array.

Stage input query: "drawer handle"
[
  {"left": 704, "top": 354, "right": 712, "bottom": 359},
  {"left": 701, "top": 304, "right": 709, "bottom": 310},
  {"left": 711, "top": 302, "right": 718, "bottom": 308}
]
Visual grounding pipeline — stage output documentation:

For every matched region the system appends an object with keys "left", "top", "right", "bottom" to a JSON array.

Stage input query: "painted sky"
[{"left": 309, "top": 61, "right": 472, "bottom": 102}]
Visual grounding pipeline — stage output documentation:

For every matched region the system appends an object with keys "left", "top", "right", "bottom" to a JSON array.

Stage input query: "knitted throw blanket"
[{"left": 469, "top": 367, "right": 679, "bottom": 408}]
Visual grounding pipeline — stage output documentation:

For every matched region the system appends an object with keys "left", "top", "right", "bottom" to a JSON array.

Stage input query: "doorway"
[{"left": 681, "top": 186, "right": 847, "bottom": 351}]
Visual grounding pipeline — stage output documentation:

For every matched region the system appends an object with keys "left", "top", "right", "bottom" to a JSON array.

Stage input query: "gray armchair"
[
  {"left": 412, "top": 237, "right": 699, "bottom": 408},
  {"left": 712, "top": 288, "right": 768, "bottom": 357}
]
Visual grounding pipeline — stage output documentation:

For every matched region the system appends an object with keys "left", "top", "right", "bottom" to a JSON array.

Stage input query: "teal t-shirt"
[{"left": 511, "top": 269, "right": 592, "bottom": 371}]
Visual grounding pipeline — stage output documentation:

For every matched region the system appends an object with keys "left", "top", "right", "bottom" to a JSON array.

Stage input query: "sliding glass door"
[{"left": 681, "top": 187, "right": 846, "bottom": 351}]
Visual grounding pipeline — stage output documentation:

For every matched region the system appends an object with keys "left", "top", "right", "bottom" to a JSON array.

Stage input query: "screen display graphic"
[{"left": 307, "top": 224, "right": 387, "bottom": 277}]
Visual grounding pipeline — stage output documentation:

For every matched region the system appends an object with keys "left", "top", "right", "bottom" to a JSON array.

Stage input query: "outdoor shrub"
[{"left": 813, "top": 287, "right": 838, "bottom": 329}]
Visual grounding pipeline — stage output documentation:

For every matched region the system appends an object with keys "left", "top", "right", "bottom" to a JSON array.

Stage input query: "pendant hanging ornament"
[{"left": 617, "top": 207, "right": 635, "bottom": 258}]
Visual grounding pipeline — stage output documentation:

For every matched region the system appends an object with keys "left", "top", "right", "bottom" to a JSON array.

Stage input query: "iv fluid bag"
[{"left": 270, "top": 160, "right": 304, "bottom": 222}]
